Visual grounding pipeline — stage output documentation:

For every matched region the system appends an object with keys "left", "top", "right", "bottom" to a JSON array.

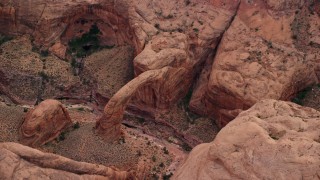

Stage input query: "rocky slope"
[
  {"left": 174, "top": 99, "right": 320, "bottom": 180},
  {"left": 190, "top": 0, "right": 320, "bottom": 127}
]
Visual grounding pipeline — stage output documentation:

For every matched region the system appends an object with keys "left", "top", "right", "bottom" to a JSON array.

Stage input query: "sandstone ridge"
[
  {"left": 0, "top": 142, "right": 136, "bottom": 180},
  {"left": 174, "top": 99, "right": 320, "bottom": 180}
]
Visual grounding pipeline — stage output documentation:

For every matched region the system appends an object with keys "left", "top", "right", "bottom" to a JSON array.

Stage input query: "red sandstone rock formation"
[
  {"left": 96, "top": 67, "right": 189, "bottom": 141},
  {"left": 0, "top": 142, "right": 136, "bottom": 179},
  {"left": 190, "top": 0, "right": 320, "bottom": 127},
  {"left": 95, "top": 0, "right": 240, "bottom": 139},
  {"left": 174, "top": 99, "right": 320, "bottom": 180},
  {"left": 0, "top": 0, "right": 139, "bottom": 52},
  {"left": 1, "top": 0, "right": 319, "bottom": 141},
  {"left": 20, "top": 99, "right": 72, "bottom": 147}
]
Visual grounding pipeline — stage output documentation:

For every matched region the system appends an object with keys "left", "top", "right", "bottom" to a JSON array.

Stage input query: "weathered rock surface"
[
  {"left": 96, "top": 67, "right": 189, "bottom": 141},
  {"left": 20, "top": 99, "right": 72, "bottom": 147},
  {"left": 0, "top": 0, "right": 239, "bottom": 110},
  {"left": 0, "top": 0, "right": 139, "bottom": 50},
  {"left": 190, "top": 0, "right": 320, "bottom": 127},
  {"left": 174, "top": 99, "right": 320, "bottom": 180},
  {"left": 95, "top": 0, "right": 240, "bottom": 139},
  {"left": 130, "top": 0, "right": 239, "bottom": 109},
  {"left": 0, "top": 142, "right": 136, "bottom": 180}
]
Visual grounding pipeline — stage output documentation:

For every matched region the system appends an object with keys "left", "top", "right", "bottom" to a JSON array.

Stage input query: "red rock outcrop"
[
  {"left": 0, "top": 142, "right": 136, "bottom": 179},
  {"left": 96, "top": 67, "right": 190, "bottom": 141},
  {"left": 174, "top": 99, "right": 320, "bottom": 180},
  {"left": 20, "top": 99, "right": 72, "bottom": 147},
  {"left": 190, "top": 0, "right": 320, "bottom": 127},
  {"left": 0, "top": 0, "right": 140, "bottom": 52},
  {"left": 95, "top": 0, "right": 240, "bottom": 139},
  {"left": 130, "top": 0, "right": 239, "bottom": 109},
  {"left": 0, "top": 0, "right": 239, "bottom": 111}
]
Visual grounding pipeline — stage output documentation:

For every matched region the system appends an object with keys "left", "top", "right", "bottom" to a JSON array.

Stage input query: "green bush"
[
  {"left": 163, "top": 173, "right": 173, "bottom": 180},
  {"left": 182, "top": 143, "right": 192, "bottom": 152},
  {"left": 0, "top": 35, "right": 12, "bottom": 46},
  {"left": 68, "top": 24, "right": 103, "bottom": 58},
  {"left": 40, "top": 50, "right": 49, "bottom": 57},
  {"left": 73, "top": 122, "right": 80, "bottom": 129},
  {"left": 58, "top": 132, "right": 66, "bottom": 141},
  {"left": 38, "top": 71, "right": 49, "bottom": 82}
]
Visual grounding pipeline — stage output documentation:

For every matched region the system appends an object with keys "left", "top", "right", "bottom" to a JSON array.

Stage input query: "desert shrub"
[
  {"left": 154, "top": 23, "right": 160, "bottom": 29},
  {"left": 152, "top": 155, "right": 157, "bottom": 162},
  {"left": 58, "top": 132, "right": 66, "bottom": 141},
  {"left": 163, "top": 147, "right": 169, "bottom": 154},
  {"left": 38, "top": 71, "right": 49, "bottom": 81},
  {"left": 163, "top": 173, "right": 173, "bottom": 180},
  {"left": 77, "top": 107, "right": 84, "bottom": 111},
  {"left": 73, "top": 122, "right": 80, "bottom": 129},
  {"left": 0, "top": 34, "right": 12, "bottom": 46},
  {"left": 68, "top": 24, "right": 105, "bottom": 58},
  {"left": 185, "top": 0, "right": 191, "bottom": 6},
  {"left": 40, "top": 50, "right": 49, "bottom": 57},
  {"left": 182, "top": 143, "right": 192, "bottom": 152},
  {"left": 291, "top": 86, "right": 313, "bottom": 105}
]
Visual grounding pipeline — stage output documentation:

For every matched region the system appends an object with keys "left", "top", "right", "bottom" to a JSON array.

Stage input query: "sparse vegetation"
[
  {"left": 163, "top": 172, "right": 173, "bottom": 180},
  {"left": 73, "top": 122, "right": 80, "bottom": 129},
  {"left": 165, "top": 14, "right": 174, "bottom": 19},
  {"left": 38, "top": 71, "right": 49, "bottom": 82},
  {"left": 152, "top": 155, "right": 157, "bottom": 162},
  {"left": 40, "top": 50, "right": 49, "bottom": 57},
  {"left": 138, "top": 117, "right": 145, "bottom": 124},
  {"left": 77, "top": 107, "right": 85, "bottom": 111},
  {"left": 163, "top": 147, "right": 169, "bottom": 154},
  {"left": 193, "top": 28, "right": 199, "bottom": 33},
  {"left": 184, "top": 0, "right": 191, "bottom": 6},
  {"left": 159, "top": 162, "right": 164, "bottom": 167},
  {"left": 155, "top": 23, "right": 160, "bottom": 29},
  {"left": 58, "top": 132, "right": 66, "bottom": 141},
  {"left": 292, "top": 34, "right": 297, "bottom": 40},
  {"left": 292, "top": 86, "right": 313, "bottom": 105},
  {"left": 267, "top": 41, "right": 273, "bottom": 48},
  {"left": 137, "top": 150, "right": 142, "bottom": 156},
  {"left": 0, "top": 34, "right": 13, "bottom": 46},
  {"left": 182, "top": 143, "right": 192, "bottom": 151},
  {"left": 68, "top": 24, "right": 113, "bottom": 58}
]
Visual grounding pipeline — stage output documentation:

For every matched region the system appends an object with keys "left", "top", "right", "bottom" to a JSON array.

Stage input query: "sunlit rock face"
[
  {"left": 190, "top": 0, "right": 320, "bottom": 127},
  {"left": 174, "top": 99, "right": 320, "bottom": 180},
  {"left": 0, "top": 142, "right": 136, "bottom": 179},
  {"left": 20, "top": 99, "right": 72, "bottom": 147}
]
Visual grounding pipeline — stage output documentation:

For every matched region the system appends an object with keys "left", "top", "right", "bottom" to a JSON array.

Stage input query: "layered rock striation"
[
  {"left": 190, "top": 0, "right": 320, "bottom": 127},
  {"left": 20, "top": 99, "right": 72, "bottom": 147}
]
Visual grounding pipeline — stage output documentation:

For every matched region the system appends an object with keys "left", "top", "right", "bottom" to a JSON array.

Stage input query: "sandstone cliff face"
[
  {"left": 0, "top": 0, "right": 138, "bottom": 51},
  {"left": 1, "top": 0, "right": 319, "bottom": 144},
  {"left": 95, "top": 0, "right": 240, "bottom": 139},
  {"left": 174, "top": 99, "right": 320, "bottom": 180},
  {"left": 190, "top": 0, "right": 320, "bottom": 127},
  {"left": 0, "top": 0, "right": 238, "bottom": 111},
  {"left": 0, "top": 142, "right": 136, "bottom": 180},
  {"left": 20, "top": 99, "right": 72, "bottom": 147},
  {"left": 130, "top": 0, "right": 239, "bottom": 109}
]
